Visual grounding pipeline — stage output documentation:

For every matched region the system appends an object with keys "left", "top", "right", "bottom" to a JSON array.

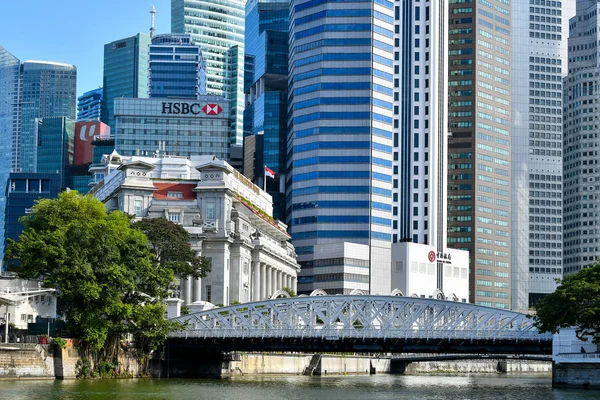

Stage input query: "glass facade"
[
  {"left": 172, "top": 0, "right": 245, "bottom": 145},
  {"left": 288, "top": 0, "right": 395, "bottom": 295},
  {"left": 244, "top": 0, "right": 288, "bottom": 221},
  {"left": 0, "top": 46, "right": 21, "bottom": 269},
  {"left": 20, "top": 61, "right": 76, "bottom": 173},
  {"left": 447, "top": 0, "right": 512, "bottom": 308},
  {"left": 77, "top": 88, "right": 103, "bottom": 121},
  {"left": 102, "top": 33, "right": 151, "bottom": 132},
  {"left": 114, "top": 97, "right": 230, "bottom": 160},
  {"left": 4, "top": 172, "right": 61, "bottom": 253},
  {"left": 149, "top": 33, "right": 206, "bottom": 99},
  {"left": 35, "top": 117, "right": 75, "bottom": 188}
]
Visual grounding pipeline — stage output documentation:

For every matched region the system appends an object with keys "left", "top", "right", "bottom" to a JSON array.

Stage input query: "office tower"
[
  {"left": 102, "top": 33, "right": 151, "bottom": 131},
  {"left": 172, "top": 0, "right": 245, "bottom": 145},
  {"left": 511, "top": 2, "right": 573, "bottom": 310},
  {"left": 287, "top": 0, "right": 394, "bottom": 295},
  {"left": 149, "top": 33, "right": 206, "bottom": 99},
  {"left": 0, "top": 46, "right": 21, "bottom": 270},
  {"left": 113, "top": 97, "right": 229, "bottom": 160},
  {"left": 35, "top": 117, "right": 75, "bottom": 188},
  {"left": 77, "top": 88, "right": 103, "bottom": 121},
  {"left": 389, "top": 1, "right": 468, "bottom": 301},
  {"left": 563, "top": 0, "right": 600, "bottom": 277},
  {"left": 243, "top": 0, "right": 288, "bottom": 221},
  {"left": 447, "top": 1, "right": 512, "bottom": 308},
  {"left": 20, "top": 61, "right": 76, "bottom": 174},
  {"left": 4, "top": 173, "right": 61, "bottom": 250}
]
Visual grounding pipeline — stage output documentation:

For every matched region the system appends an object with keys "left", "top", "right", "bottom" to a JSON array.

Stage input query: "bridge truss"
[{"left": 170, "top": 295, "right": 551, "bottom": 351}]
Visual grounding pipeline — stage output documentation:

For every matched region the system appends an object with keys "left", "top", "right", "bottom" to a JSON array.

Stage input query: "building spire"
[{"left": 150, "top": 5, "right": 156, "bottom": 39}]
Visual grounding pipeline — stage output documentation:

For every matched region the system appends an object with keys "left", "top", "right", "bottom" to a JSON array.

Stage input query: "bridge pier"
[
  {"left": 152, "top": 343, "right": 229, "bottom": 378},
  {"left": 390, "top": 359, "right": 408, "bottom": 375}
]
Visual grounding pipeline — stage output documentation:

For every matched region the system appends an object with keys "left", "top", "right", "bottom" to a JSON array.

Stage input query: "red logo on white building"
[
  {"left": 202, "top": 104, "right": 223, "bottom": 115},
  {"left": 428, "top": 251, "right": 436, "bottom": 263}
]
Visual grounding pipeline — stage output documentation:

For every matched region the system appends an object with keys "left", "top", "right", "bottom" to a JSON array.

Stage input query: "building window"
[
  {"left": 135, "top": 200, "right": 143, "bottom": 217},
  {"left": 168, "top": 212, "right": 180, "bottom": 223},
  {"left": 205, "top": 285, "right": 212, "bottom": 303},
  {"left": 206, "top": 201, "right": 215, "bottom": 219},
  {"left": 167, "top": 191, "right": 183, "bottom": 198}
]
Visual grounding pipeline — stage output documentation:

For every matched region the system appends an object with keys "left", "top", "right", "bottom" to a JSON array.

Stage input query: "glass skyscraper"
[
  {"left": 20, "top": 61, "right": 77, "bottom": 173},
  {"left": 149, "top": 33, "right": 206, "bottom": 99},
  {"left": 77, "top": 88, "right": 103, "bottom": 121},
  {"left": 172, "top": 0, "right": 245, "bottom": 145},
  {"left": 0, "top": 46, "right": 21, "bottom": 270},
  {"left": 244, "top": 0, "right": 288, "bottom": 221},
  {"left": 102, "top": 33, "right": 151, "bottom": 131},
  {"left": 287, "top": 0, "right": 395, "bottom": 294},
  {"left": 35, "top": 117, "right": 75, "bottom": 188}
]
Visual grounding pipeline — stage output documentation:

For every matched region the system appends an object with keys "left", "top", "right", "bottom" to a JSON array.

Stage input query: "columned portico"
[{"left": 253, "top": 262, "right": 261, "bottom": 301}]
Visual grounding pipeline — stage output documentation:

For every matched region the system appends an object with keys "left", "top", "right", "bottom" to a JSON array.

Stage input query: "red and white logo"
[
  {"left": 202, "top": 104, "right": 223, "bottom": 115},
  {"left": 428, "top": 251, "right": 436, "bottom": 263}
]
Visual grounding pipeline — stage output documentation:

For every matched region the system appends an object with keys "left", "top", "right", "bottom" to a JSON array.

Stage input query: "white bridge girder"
[{"left": 169, "top": 295, "right": 550, "bottom": 342}]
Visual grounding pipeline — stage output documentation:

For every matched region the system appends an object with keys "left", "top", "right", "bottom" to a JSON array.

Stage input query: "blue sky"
[{"left": 0, "top": 0, "right": 172, "bottom": 97}]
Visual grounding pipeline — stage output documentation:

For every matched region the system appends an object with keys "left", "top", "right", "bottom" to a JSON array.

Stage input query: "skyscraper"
[
  {"left": 77, "top": 88, "right": 103, "bottom": 121},
  {"left": 0, "top": 46, "right": 21, "bottom": 270},
  {"left": 102, "top": 33, "right": 151, "bottom": 130},
  {"left": 35, "top": 117, "right": 75, "bottom": 188},
  {"left": 563, "top": 0, "right": 600, "bottom": 277},
  {"left": 244, "top": 0, "right": 288, "bottom": 221},
  {"left": 149, "top": 33, "right": 206, "bottom": 99},
  {"left": 172, "top": 0, "right": 245, "bottom": 145},
  {"left": 287, "top": 0, "right": 394, "bottom": 295},
  {"left": 20, "top": 61, "right": 77, "bottom": 173},
  {"left": 510, "top": 1, "right": 573, "bottom": 310},
  {"left": 447, "top": 1, "right": 512, "bottom": 308}
]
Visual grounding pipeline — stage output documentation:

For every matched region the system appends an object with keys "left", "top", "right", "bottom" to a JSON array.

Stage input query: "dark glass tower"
[
  {"left": 243, "top": 0, "right": 289, "bottom": 220},
  {"left": 35, "top": 117, "right": 75, "bottom": 188}
]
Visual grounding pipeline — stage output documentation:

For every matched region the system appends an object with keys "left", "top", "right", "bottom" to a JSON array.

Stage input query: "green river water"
[{"left": 0, "top": 374, "right": 597, "bottom": 400}]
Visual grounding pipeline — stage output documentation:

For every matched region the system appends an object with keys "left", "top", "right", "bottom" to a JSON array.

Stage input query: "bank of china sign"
[{"left": 161, "top": 102, "right": 223, "bottom": 115}]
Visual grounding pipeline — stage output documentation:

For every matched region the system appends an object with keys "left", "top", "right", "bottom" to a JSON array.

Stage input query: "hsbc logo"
[
  {"left": 161, "top": 102, "right": 223, "bottom": 116},
  {"left": 202, "top": 104, "right": 222, "bottom": 115}
]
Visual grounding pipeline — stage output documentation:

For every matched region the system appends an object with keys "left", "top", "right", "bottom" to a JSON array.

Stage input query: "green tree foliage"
[
  {"left": 133, "top": 218, "right": 210, "bottom": 279},
  {"left": 4, "top": 192, "right": 183, "bottom": 365},
  {"left": 533, "top": 262, "right": 600, "bottom": 343}
]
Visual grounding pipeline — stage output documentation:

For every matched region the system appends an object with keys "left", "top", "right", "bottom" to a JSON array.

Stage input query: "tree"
[
  {"left": 133, "top": 218, "right": 211, "bottom": 279},
  {"left": 533, "top": 262, "right": 600, "bottom": 343},
  {"left": 4, "top": 192, "right": 183, "bottom": 369}
]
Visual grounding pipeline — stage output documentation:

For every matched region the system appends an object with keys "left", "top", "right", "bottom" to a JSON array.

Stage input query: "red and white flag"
[{"left": 265, "top": 166, "right": 275, "bottom": 179}]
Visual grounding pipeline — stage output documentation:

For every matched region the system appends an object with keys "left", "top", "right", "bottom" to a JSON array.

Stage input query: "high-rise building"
[
  {"left": 149, "top": 33, "right": 206, "bottom": 99},
  {"left": 113, "top": 97, "right": 230, "bottom": 160},
  {"left": 447, "top": 1, "right": 512, "bottom": 308},
  {"left": 243, "top": 0, "right": 288, "bottom": 221},
  {"left": 510, "top": 1, "right": 573, "bottom": 310},
  {"left": 77, "top": 88, "right": 103, "bottom": 121},
  {"left": 172, "top": 0, "right": 245, "bottom": 145},
  {"left": 20, "top": 61, "right": 76, "bottom": 173},
  {"left": 287, "top": 0, "right": 394, "bottom": 295},
  {"left": 0, "top": 46, "right": 22, "bottom": 270},
  {"left": 563, "top": 0, "right": 600, "bottom": 277},
  {"left": 102, "top": 33, "right": 151, "bottom": 131},
  {"left": 35, "top": 117, "right": 75, "bottom": 188}
]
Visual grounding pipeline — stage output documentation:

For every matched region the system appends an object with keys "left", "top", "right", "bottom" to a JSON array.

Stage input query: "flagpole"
[{"left": 263, "top": 165, "right": 266, "bottom": 192}]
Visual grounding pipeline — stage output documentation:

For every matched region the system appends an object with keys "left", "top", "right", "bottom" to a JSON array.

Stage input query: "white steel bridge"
[{"left": 169, "top": 293, "right": 552, "bottom": 354}]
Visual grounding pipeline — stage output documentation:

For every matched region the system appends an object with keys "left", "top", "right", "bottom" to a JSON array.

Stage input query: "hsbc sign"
[{"left": 161, "top": 102, "right": 223, "bottom": 116}]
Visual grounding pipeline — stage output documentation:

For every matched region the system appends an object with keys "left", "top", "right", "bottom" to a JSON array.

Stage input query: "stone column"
[
  {"left": 265, "top": 265, "right": 272, "bottom": 299},
  {"left": 253, "top": 262, "right": 261, "bottom": 301},
  {"left": 183, "top": 277, "right": 192, "bottom": 304},
  {"left": 260, "top": 263, "right": 267, "bottom": 300},
  {"left": 271, "top": 268, "right": 276, "bottom": 296},
  {"left": 286, "top": 274, "right": 291, "bottom": 290},
  {"left": 276, "top": 270, "right": 282, "bottom": 292},
  {"left": 292, "top": 277, "right": 297, "bottom": 294},
  {"left": 193, "top": 278, "right": 202, "bottom": 302}
]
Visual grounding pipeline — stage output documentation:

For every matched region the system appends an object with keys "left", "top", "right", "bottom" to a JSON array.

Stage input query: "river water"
[{"left": 0, "top": 374, "right": 598, "bottom": 399}]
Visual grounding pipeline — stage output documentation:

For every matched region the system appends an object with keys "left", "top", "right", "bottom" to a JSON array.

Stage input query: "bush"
[
  {"left": 51, "top": 337, "right": 67, "bottom": 350},
  {"left": 75, "top": 358, "right": 93, "bottom": 379}
]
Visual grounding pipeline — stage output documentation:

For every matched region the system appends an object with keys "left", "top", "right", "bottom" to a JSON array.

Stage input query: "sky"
[{"left": 0, "top": 0, "right": 172, "bottom": 97}]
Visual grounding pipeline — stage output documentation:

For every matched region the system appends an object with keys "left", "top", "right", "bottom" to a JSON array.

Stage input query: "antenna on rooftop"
[{"left": 150, "top": 5, "right": 156, "bottom": 39}]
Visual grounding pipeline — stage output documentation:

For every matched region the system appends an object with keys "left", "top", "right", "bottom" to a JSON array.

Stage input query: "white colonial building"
[
  {"left": 0, "top": 276, "right": 57, "bottom": 330},
  {"left": 90, "top": 153, "right": 299, "bottom": 306}
]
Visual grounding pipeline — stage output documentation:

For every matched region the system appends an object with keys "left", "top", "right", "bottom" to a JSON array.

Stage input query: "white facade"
[
  {"left": 0, "top": 277, "right": 57, "bottom": 330},
  {"left": 91, "top": 154, "right": 299, "bottom": 306},
  {"left": 391, "top": 243, "right": 469, "bottom": 303}
]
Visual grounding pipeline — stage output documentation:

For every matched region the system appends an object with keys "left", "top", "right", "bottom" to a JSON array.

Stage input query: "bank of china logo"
[{"left": 203, "top": 104, "right": 222, "bottom": 115}]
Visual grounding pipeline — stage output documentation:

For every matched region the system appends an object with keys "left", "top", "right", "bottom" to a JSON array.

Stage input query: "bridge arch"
[
  {"left": 349, "top": 289, "right": 367, "bottom": 295},
  {"left": 309, "top": 289, "right": 328, "bottom": 296},
  {"left": 270, "top": 290, "right": 291, "bottom": 299},
  {"left": 433, "top": 289, "right": 445, "bottom": 300},
  {"left": 390, "top": 288, "right": 404, "bottom": 297}
]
